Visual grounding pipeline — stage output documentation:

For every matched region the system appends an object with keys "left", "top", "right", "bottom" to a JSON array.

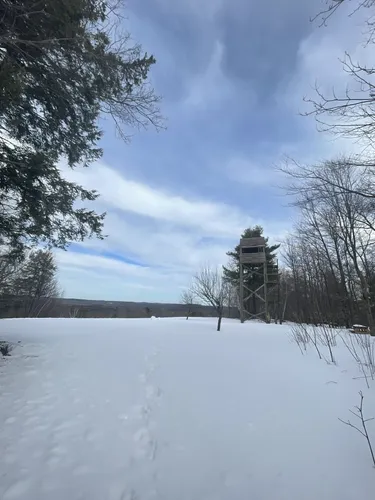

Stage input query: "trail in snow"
[
  {"left": 0, "top": 320, "right": 164, "bottom": 500},
  {"left": 0, "top": 318, "right": 374, "bottom": 500}
]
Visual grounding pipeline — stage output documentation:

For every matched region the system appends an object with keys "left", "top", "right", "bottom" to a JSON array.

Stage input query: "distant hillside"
[
  {"left": 56, "top": 297, "right": 215, "bottom": 319},
  {"left": 0, "top": 296, "right": 239, "bottom": 319}
]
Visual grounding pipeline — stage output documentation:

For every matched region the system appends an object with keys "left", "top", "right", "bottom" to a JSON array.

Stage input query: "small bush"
[
  {"left": 341, "top": 332, "right": 375, "bottom": 387},
  {"left": 290, "top": 323, "right": 310, "bottom": 353},
  {"left": 0, "top": 341, "right": 12, "bottom": 356}
]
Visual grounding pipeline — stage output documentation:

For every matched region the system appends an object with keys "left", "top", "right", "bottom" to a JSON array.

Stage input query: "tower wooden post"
[
  {"left": 239, "top": 258, "right": 244, "bottom": 323},
  {"left": 239, "top": 237, "right": 278, "bottom": 323}
]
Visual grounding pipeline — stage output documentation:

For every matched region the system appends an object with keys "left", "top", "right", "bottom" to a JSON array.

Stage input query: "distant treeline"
[{"left": 0, "top": 296, "right": 239, "bottom": 320}]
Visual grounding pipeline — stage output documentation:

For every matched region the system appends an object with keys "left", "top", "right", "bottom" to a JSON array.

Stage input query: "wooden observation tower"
[{"left": 239, "top": 237, "right": 279, "bottom": 323}]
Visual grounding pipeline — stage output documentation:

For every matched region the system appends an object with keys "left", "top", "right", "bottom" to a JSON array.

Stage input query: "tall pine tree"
[
  {"left": 7, "top": 250, "right": 59, "bottom": 316},
  {"left": 0, "top": 0, "right": 161, "bottom": 257}
]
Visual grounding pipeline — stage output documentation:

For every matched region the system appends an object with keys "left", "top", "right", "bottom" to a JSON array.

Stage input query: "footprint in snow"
[
  {"left": 133, "top": 428, "right": 157, "bottom": 460},
  {"left": 145, "top": 385, "right": 162, "bottom": 400}
]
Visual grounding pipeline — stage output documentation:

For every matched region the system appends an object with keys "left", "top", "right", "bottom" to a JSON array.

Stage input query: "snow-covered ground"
[{"left": 0, "top": 318, "right": 374, "bottom": 500}]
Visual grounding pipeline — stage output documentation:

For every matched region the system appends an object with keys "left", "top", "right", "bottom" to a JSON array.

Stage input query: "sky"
[{"left": 57, "top": 0, "right": 370, "bottom": 302}]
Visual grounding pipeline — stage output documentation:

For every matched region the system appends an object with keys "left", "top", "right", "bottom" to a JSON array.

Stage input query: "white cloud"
[
  {"left": 280, "top": 3, "right": 372, "bottom": 161},
  {"left": 62, "top": 161, "right": 248, "bottom": 237},
  {"left": 58, "top": 263, "right": 166, "bottom": 302},
  {"left": 56, "top": 247, "right": 195, "bottom": 302},
  {"left": 57, "top": 160, "right": 287, "bottom": 301},
  {"left": 225, "top": 158, "right": 285, "bottom": 187},
  {"left": 154, "top": 0, "right": 223, "bottom": 21},
  {"left": 182, "top": 40, "right": 242, "bottom": 110},
  {"left": 57, "top": 251, "right": 150, "bottom": 278}
]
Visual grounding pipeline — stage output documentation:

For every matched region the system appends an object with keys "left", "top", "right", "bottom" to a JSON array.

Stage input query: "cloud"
[
  {"left": 57, "top": 160, "right": 288, "bottom": 301},
  {"left": 62, "top": 161, "right": 249, "bottom": 237},
  {"left": 182, "top": 40, "right": 237, "bottom": 110},
  {"left": 153, "top": 0, "right": 223, "bottom": 20},
  {"left": 278, "top": 2, "right": 372, "bottom": 160},
  {"left": 285, "top": 12, "right": 366, "bottom": 111},
  {"left": 54, "top": 0, "right": 372, "bottom": 302},
  {"left": 74, "top": 211, "right": 235, "bottom": 271},
  {"left": 224, "top": 158, "right": 285, "bottom": 187},
  {"left": 57, "top": 258, "right": 164, "bottom": 302},
  {"left": 57, "top": 251, "right": 151, "bottom": 278}
]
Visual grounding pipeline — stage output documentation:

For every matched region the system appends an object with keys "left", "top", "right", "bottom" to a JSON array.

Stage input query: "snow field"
[{"left": 0, "top": 317, "right": 374, "bottom": 499}]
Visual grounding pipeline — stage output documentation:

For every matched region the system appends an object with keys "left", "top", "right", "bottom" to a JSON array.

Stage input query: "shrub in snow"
[
  {"left": 289, "top": 323, "right": 323, "bottom": 359},
  {"left": 0, "top": 341, "right": 12, "bottom": 356},
  {"left": 289, "top": 322, "right": 339, "bottom": 363},
  {"left": 339, "top": 391, "right": 375, "bottom": 469},
  {"left": 312, "top": 324, "right": 337, "bottom": 364},
  {"left": 289, "top": 323, "right": 310, "bottom": 354},
  {"left": 340, "top": 332, "right": 375, "bottom": 388}
]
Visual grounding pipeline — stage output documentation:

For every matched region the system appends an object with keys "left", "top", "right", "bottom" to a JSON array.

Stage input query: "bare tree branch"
[{"left": 339, "top": 391, "right": 375, "bottom": 467}]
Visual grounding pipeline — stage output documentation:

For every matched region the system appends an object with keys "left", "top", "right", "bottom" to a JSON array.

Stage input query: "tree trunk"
[
  {"left": 333, "top": 238, "right": 353, "bottom": 327},
  {"left": 351, "top": 254, "right": 374, "bottom": 335},
  {"left": 280, "top": 282, "right": 288, "bottom": 324},
  {"left": 217, "top": 314, "right": 222, "bottom": 331}
]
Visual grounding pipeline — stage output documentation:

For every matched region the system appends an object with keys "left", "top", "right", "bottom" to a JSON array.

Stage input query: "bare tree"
[
  {"left": 339, "top": 391, "right": 375, "bottom": 468},
  {"left": 192, "top": 266, "right": 228, "bottom": 331},
  {"left": 180, "top": 288, "right": 195, "bottom": 320},
  {"left": 307, "top": 1, "right": 375, "bottom": 145},
  {"left": 281, "top": 157, "right": 375, "bottom": 332}
]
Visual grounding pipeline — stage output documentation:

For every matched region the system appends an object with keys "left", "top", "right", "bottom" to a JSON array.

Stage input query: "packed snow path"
[{"left": 0, "top": 318, "right": 374, "bottom": 500}]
